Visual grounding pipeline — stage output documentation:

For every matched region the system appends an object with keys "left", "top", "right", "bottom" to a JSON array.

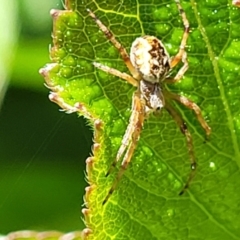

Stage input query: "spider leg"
[
  {"left": 165, "top": 90, "right": 211, "bottom": 139},
  {"left": 88, "top": 9, "right": 141, "bottom": 80},
  {"left": 93, "top": 62, "right": 138, "bottom": 87},
  {"left": 165, "top": 1, "right": 190, "bottom": 84},
  {"left": 166, "top": 51, "right": 188, "bottom": 84},
  {"left": 170, "top": 1, "right": 190, "bottom": 69},
  {"left": 165, "top": 101, "right": 196, "bottom": 195},
  {"left": 105, "top": 92, "right": 141, "bottom": 176},
  {"left": 103, "top": 92, "right": 145, "bottom": 205}
]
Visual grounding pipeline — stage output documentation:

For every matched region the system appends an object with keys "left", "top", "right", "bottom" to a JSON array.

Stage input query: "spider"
[
  {"left": 88, "top": 0, "right": 211, "bottom": 205},
  {"left": 232, "top": 0, "right": 240, "bottom": 7}
]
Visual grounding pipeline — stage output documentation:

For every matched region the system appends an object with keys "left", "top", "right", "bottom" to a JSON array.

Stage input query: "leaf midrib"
[
  {"left": 185, "top": 1, "right": 240, "bottom": 239},
  {"left": 191, "top": 0, "right": 240, "bottom": 164}
]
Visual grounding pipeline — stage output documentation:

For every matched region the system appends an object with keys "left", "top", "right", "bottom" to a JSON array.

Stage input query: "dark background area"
[{"left": 0, "top": 1, "right": 92, "bottom": 234}]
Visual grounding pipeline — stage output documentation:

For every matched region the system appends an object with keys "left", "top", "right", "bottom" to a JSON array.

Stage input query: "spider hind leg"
[
  {"left": 88, "top": 9, "right": 141, "bottom": 80},
  {"left": 170, "top": 1, "right": 190, "bottom": 69},
  {"left": 93, "top": 62, "right": 138, "bottom": 87}
]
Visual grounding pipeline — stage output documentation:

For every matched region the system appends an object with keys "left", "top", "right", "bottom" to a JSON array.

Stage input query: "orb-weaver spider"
[{"left": 88, "top": 0, "right": 211, "bottom": 205}]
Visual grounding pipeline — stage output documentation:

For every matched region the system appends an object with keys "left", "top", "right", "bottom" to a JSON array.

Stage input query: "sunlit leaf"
[{"left": 40, "top": 0, "right": 240, "bottom": 239}]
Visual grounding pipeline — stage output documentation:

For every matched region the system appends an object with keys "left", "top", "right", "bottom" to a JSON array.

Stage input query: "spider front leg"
[
  {"left": 105, "top": 92, "right": 141, "bottom": 177},
  {"left": 103, "top": 91, "right": 145, "bottom": 205},
  {"left": 165, "top": 90, "right": 211, "bottom": 139},
  {"left": 165, "top": 101, "right": 196, "bottom": 195},
  {"left": 88, "top": 9, "right": 141, "bottom": 80}
]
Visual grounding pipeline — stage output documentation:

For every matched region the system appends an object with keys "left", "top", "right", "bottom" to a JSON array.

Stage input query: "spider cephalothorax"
[
  {"left": 139, "top": 80, "right": 165, "bottom": 113},
  {"left": 88, "top": 0, "right": 211, "bottom": 205}
]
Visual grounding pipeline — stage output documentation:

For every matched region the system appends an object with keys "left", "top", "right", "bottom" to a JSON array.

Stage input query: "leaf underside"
[{"left": 40, "top": 0, "right": 240, "bottom": 239}]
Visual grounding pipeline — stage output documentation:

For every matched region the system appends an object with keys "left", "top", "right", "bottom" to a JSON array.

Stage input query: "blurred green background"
[{"left": 0, "top": 1, "right": 92, "bottom": 234}]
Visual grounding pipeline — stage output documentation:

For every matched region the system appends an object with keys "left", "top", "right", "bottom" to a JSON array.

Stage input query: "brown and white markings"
[
  {"left": 88, "top": 0, "right": 211, "bottom": 205},
  {"left": 232, "top": 0, "right": 240, "bottom": 7}
]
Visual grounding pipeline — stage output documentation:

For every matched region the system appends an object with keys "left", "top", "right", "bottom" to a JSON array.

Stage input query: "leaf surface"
[{"left": 40, "top": 0, "right": 240, "bottom": 239}]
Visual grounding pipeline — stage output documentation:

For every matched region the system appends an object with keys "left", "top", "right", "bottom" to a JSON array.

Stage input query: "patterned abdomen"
[{"left": 130, "top": 36, "right": 171, "bottom": 83}]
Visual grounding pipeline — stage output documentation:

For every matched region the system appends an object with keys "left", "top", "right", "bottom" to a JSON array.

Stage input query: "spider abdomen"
[{"left": 130, "top": 36, "right": 171, "bottom": 83}]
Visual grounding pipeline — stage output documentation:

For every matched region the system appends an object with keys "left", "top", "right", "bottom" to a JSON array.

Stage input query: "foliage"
[{"left": 41, "top": 0, "right": 240, "bottom": 239}]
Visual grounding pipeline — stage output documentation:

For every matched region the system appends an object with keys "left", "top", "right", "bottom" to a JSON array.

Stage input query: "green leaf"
[{"left": 40, "top": 0, "right": 240, "bottom": 239}]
